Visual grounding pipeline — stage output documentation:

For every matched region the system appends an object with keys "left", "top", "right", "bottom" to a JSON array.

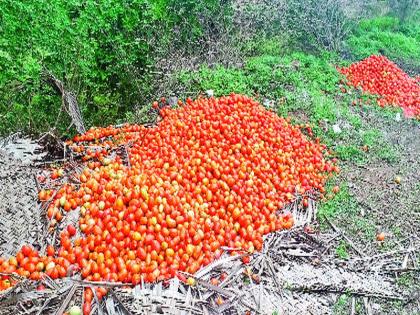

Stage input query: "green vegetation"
[
  {"left": 178, "top": 51, "right": 341, "bottom": 119},
  {"left": 362, "top": 129, "right": 400, "bottom": 163},
  {"left": 335, "top": 145, "right": 364, "bottom": 162},
  {"left": 333, "top": 294, "right": 363, "bottom": 315},
  {"left": 1, "top": 0, "right": 159, "bottom": 134},
  {"left": 317, "top": 181, "right": 376, "bottom": 241},
  {"left": 348, "top": 15, "right": 420, "bottom": 67},
  {"left": 333, "top": 294, "right": 350, "bottom": 315},
  {"left": 0, "top": 1, "right": 418, "bottom": 137},
  {"left": 335, "top": 241, "right": 350, "bottom": 259},
  {"left": 0, "top": 0, "right": 232, "bottom": 136},
  {"left": 318, "top": 183, "right": 357, "bottom": 219},
  {"left": 397, "top": 273, "right": 419, "bottom": 288}
]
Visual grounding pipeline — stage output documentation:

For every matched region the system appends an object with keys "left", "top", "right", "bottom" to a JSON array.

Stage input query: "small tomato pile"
[
  {"left": 339, "top": 55, "right": 420, "bottom": 118},
  {"left": 0, "top": 94, "right": 337, "bottom": 302}
]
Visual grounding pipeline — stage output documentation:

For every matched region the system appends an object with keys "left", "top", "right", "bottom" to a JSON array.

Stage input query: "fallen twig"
[
  {"left": 71, "top": 279, "right": 133, "bottom": 288},
  {"left": 323, "top": 215, "right": 365, "bottom": 257},
  {"left": 54, "top": 284, "right": 78, "bottom": 315},
  {"left": 289, "top": 285, "right": 406, "bottom": 301},
  {"left": 352, "top": 246, "right": 419, "bottom": 262}
]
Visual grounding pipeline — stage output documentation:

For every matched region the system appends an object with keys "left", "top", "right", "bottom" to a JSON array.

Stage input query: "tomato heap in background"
[
  {"left": 0, "top": 95, "right": 337, "bottom": 310},
  {"left": 339, "top": 55, "right": 420, "bottom": 118}
]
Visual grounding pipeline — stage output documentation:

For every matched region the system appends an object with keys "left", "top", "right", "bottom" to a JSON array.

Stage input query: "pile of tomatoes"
[
  {"left": 339, "top": 55, "right": 420, "bottom": 118},
  {"left": 0, "top": 94, "right": 337, "bottom": 311}
]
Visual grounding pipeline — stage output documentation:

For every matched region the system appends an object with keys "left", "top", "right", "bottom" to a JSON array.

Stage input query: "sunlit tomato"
[
  {"left": 376, "top": 232, "right": 385, "bottom": 242},
  {"left": 46, "top": 245, "right": 55, "bottom": 257},
  {"left": 38, "top": 190, "right": 48, "bottom": 201},
  {"left": 210, "top": 277, "right": 219, "bottom": 286}
]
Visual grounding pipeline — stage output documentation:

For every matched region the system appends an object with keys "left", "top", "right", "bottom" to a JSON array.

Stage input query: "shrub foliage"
[
  {"left": 0, "top": 0, "right": 418, "bottom": 136},
  {"left": 0, "top": 0, "right": 232, "bottom": 136}
]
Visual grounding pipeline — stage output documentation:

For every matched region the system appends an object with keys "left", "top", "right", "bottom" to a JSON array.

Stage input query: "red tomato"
[
  {"left": 21, "top": 245, "right": 32, "bottom": 257},
  {"left": 67, "top": 224, "right": 77, "bottom": 236},
  {"left": 339, "top": 55, "right": 419, "bottom": 118},
  {"left": 0, "top": 94, "right": 338, "bottom": 288}
]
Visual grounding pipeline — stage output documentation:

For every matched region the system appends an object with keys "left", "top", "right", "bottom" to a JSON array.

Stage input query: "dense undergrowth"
[
  {"left": 347, "top": 15, "right": 420, "bottom": 70},
  {"left": 0, "top": 1, "right": 418, "bottom": 137},
  {"left": 0, "top": 0, "right": 232, "bottom": 136},
  {"left": 0, "top": 2, "right": 419, "bottom": 314}
]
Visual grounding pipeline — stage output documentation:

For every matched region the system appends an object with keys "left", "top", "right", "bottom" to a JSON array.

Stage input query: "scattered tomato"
[
  {"left": 241, "top": 256, "right": 251, "bottom": 264},
  {"left": 376, "top": 232, "right": 385, "bottom": 242},
  {"left": 210, "top": 277, "right": 219, "bottom": 286},
  {"left": 186, "top": 277, "right": 196, "bottom": 286}
]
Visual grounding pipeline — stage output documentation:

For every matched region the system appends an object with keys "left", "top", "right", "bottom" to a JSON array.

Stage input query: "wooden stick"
[
  {"left": 323, "top": 215, "right": 365, "bottom": 257},
  {"left": 289, "top": 285, "right": 406, "bottom": 301},
  {"left": 352, "top": 246, "right": 419, "bottom": 261},
  {"left": 54, "top": 284, "right": 78, "bottom": 315},
  {"left": 33, "top": 174, "right": 41, "bottom": 191},
  {"left": 351, "top": 297, "right": 356, "bottom": 315}
]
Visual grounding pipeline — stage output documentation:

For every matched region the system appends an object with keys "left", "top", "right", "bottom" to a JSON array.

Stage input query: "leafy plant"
[
  {"left": 283, "top": 0, "right": 359, "bottom": 52},
  {"left": 318, "top": 184, "right": 356, "bottom": 220},
  {"left": 335, "top": 241, "right": 349, "bottom": 259},
  {"left": 0, "top": 0, "right": 234, "bottom": 136},
  {"left": 388, "top": 0, "right": 419, "bottom": 23},
  {"left": 347, "top": 16, "right": 420, "bottom": 69}
]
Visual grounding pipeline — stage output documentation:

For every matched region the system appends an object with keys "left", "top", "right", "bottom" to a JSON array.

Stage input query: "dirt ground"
[
  {"left": 343, "top": 107, "right": 420, "bottom": 252},
  {"left": 323, "top": 105, "right": 420, "bottom": 314}
]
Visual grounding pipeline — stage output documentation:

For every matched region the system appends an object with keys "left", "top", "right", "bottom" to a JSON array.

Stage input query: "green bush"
[
  {"left": 0, "top": 0, "right": 162, "bottom": 135},
  {"left": 0, "top": 0, "right": 233, "bottom": 136},
  {"left": 283, "top": 0, "right": 358, "bottom": 52},
  {"left": 358, "top": 16, "right": 400, "bottom": 31},
  {"left": 387, "top": 0, "right": 419, "bottom": 23},
  {"left": 347, "top": 16, "right": 420, "bottom": 65},
  {"left": 176, "top": 50, "right": 342, "bottom": 121}
]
